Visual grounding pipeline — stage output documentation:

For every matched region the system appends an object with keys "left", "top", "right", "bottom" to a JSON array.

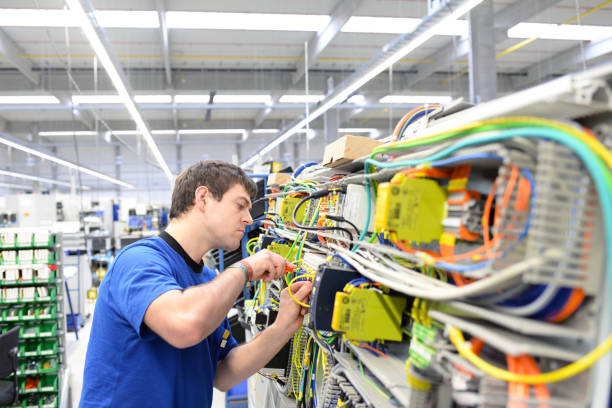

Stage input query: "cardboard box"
[
  {"left": 322, "top": 135, "right": 382, "bottom": 168},
  {"left": 267, "top": 172, "right": 292, "bottom": 187}
]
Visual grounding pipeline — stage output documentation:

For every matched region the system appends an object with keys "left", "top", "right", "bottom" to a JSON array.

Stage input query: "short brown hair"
[{"left": 169, "top": 160, "right": 257, "bottom": 219}]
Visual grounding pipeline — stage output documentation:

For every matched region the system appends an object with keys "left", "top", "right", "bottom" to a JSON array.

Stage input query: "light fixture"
[
  {"left": 347, "top": 94, "right": 366, "bottom": 105},
  {"left": 214, "top": 95, "right": 272, "bottom": 104},
  {"left": 279, "top": 94, "right": 325, "bottom": 103},
  {"left": 0, "top": 96, "right": 60, "bottom": 104},
  {"left": 134, "top": 94, "right": 173, "bottom": 104},
  {"left": 72, "top": 95, "right": 121, "bottom": 104},
  {"left": 177, "top": 129, "right": 247, "bottom": 135},
  {"left": 0, "top": 133, "right": 133, "bottom": 188},
  {"left": 151, "top": 130, "right": 176, "bottom": 135},
  {"left": 39, "top": 131, "right": 98, "bottom": 137},
  {"left": 508, "top": 22, "right": 612, "bottom": 41},
  {"left": 94, "top": 10, "right": 159, "bottom": 29},
  {"left": 111, "top": 130, "right": 140, "bottom": 136},
  {"left": 338, "top": 128, "right": 378, "bottom": 133},
  {"left": 252, "top": 129, "right": 280, "bottom": 134},
  {"left": 341, "top": 16, "right": 468, "bottom": 36},
  {"left": 0, "top": 182, "right": 36, "bottom": 191},
  {"left": 379, "top": 95, "right": 452, "bottom": 104},
  {"left": 166, "top": 11, "right": 330, "bottom": 32},
  {"left": 0, "top": 9, "right": 157, "bottom": 28},
  {"left": 0, "top": 9, "right": 77, "bottom": 27},
  {"left": 66, "top": 0, "right": 173, "bottom": 181},
  {"left": 0, "top": 169, "right": 91, "bottom": 190},
  {"left": 241, "top": 0, "right": 485, "bottom": 168},
  {"left": 174, "top": 95, "right": 211, "bottom": 104}
]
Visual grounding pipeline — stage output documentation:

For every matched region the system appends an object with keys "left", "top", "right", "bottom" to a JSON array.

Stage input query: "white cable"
[
  {"left": 331, "top": 244, "right": 558, "bottom": 301},
  {"left": 492, "top": 284, "right": 560, "bottom": 316}
]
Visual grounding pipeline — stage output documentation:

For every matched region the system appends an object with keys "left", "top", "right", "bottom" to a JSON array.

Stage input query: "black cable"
[
  {"left": 291, "top": 191, "right": 355, "bottom": 244},
  {"left": 325, "top": 215, "right": 361, "bottom": 238}
]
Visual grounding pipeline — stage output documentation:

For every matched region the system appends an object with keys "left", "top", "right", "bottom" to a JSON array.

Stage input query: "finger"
[
  {"left": 292, "top": 281, "right": 313, "bottom": 302},
  {"left": 286, "top": 260, "right": 297, "bottom": 270}
]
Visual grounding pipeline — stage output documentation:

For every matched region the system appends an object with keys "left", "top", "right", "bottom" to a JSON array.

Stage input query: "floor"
[{"left": 65, "top": 310, "right": 227, "bottom": 408}]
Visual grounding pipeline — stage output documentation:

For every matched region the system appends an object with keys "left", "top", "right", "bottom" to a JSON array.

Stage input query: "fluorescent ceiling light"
[
  {"left": 379, "top": 95, "right": 452, "bottom": 104},
  {"left": 178, "top": 129, "right": 246, "bottom": 135},
  {"left": 0, "top": 133, "right": 133, "bottom": 188},
  {"left": 94, "top": 10, "right": 159, "bottom": 29},
  {"left": 111, "top": 130, "right": 140, "bottom": 136},
  {"left": 39, "top": 131, "right": 98, "bottom": 137},
  {"left": 66, "top": 0, "right": 173, "bottom": 181},
  {"left": 134, "top": 94, "right": 172, "bottom": 104},
  {"left": 214, "top": 95, "right": 272, "bottom": 104},
  {"left": 151, "top": 129, "right": 176, "bottom": 135},
  {"left": 347, "top": 95, "right": 366, "bottom": 105},
  {"left": 279, "top": 94, "right": 325, "bottom": 103},
  {"left": 252, "top": 129, "right": 279, "bottom": 134},
  {"left": 72, "top": 95, "right": 121, "bottom": 104},
  {"left": 0, "top": 182, "right": 35, "bottom": 191},
  {"left": 166, "top": 11, "right": 329, "bottom": 32},
  {"left": 0, "top": 9, "right": 77, "bottom": 27},
  {"left": 0, "top": 169, "right": 91, "bottom": 190},
  {"left": 0, "top": 9, "right": 157, "bottom": 28},
  {"left": 338, "top": 128, "right": 378, "bottom": 133},
  {"left": 0, "top": 96, "right": 60, "bottom": 104},
  {"left": 174, "top": 95, "right": 211, "bottom": 104},
  {"left": 508, "top": 22, "right": 612, "bottom": 41},
  {"left": 342, "top": 16, "right": 467, "bottom": 36},
  {"left": 241, "top": 0, "right": 485, "bottom": 168}
]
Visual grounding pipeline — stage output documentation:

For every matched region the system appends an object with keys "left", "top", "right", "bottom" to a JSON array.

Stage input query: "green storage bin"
[
  {"left": 39, "top": 395, "right": 57, "bottom": 408},
  {"left": 21, "top": 396, "right": 40, "bottom": 408},
  {"left": 20, "top": 376, "right": 38, "bottom": 394},
  {"left": 20, "top": 324, "right": 39, "bottom": 339},
  {"left": 33, "top": 268, "right": 56, "bottom": 284},
  {"left": 38, "top": 339, "right": 58, "bottom": 356},
  {"left": 20, "top": 306, "right": 37, "bottom": 321},
  {"left": 4, "top": 307, "right": 20, "bottom": 322},
  {"left": 19, "top": 341, "right": 39, "bottom": 358},
  {"left": 0, "top": 232, "right": 16, "bottom": 248},
  {"left": 37, "top": 322, "right": 57, "bottom": 338},
  {"left": 38, "top": 375, "right": 58, "bottom": 392},
  {"left": 35, "top": 287, "right": 56, "bottom": 303},
  {"left": 19, "top": 287, "right": 37, "bottom": 304},
  {"left": 38, "top": 357, "right": 57, "bottom": 374},
  {"left": 18, "top": 359, "right": 39, "bottom": 376},
  {"left": 36, "top": 305, "right": 56, "bottom": 321}
]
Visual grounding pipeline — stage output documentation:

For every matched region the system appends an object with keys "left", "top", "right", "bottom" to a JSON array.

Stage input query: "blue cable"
[{"left": 292, "top": 162, "right": 319, "bottom": 179}]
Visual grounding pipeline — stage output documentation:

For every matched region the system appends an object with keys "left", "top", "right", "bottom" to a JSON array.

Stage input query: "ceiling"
[{"left": 0, "top": 0, "right": 610, "bottom": 197}]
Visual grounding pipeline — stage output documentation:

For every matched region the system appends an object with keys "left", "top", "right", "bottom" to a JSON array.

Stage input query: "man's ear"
[{"left": 194, "top": 186, "right": 210, "bottom": 211}]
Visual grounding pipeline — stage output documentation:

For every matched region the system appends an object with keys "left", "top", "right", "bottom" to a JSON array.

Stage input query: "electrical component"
[
  {"left": 341, "top": 184, "right": 375, "bottom": 233},
  {"left": 280, "top": 196, "right": 307, "bottom": 225},
  {"left": 309, "top": 265, "right": 361, "bottom": 332},
  {"left": 386, "top": 177, "right": 447, "bottom": 243},
  {"left": 331, "top": 287, "right": 406, "bottom": 342}
]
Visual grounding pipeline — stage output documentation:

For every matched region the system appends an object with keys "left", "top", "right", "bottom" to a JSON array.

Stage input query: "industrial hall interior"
[{"left": 0, "top": 0, "right": 610, "bottom": 407}]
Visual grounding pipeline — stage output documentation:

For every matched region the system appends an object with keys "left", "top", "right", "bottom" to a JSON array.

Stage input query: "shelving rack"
[{"left": 0, "top": 228, "right": 66, "bottom": 408}]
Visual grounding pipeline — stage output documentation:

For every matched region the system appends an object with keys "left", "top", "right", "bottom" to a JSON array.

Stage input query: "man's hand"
[
  {"left": 272, "top": 281, "right": 313, "bottom": 335},
  {"left": 242, "top": 249, "right": 296, "bottom": 283}
]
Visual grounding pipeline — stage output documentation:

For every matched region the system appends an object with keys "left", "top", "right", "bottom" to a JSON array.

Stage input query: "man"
[{"left": 80, "top": 160, "right": 312, "bottom": 407}]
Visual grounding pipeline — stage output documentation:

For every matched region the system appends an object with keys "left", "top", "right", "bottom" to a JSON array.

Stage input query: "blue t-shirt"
[{"left": 80, "top": 233, "right": 237, "bottom": 408}]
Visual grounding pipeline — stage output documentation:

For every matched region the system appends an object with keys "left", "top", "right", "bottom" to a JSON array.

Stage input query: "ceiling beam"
[
  {"left": 156, "top": 0, "right": 172, "bottom": 87},
  {"left": 292, "top": 0, "right": 363, "bottom": 84},
  {"left": 514, "top": 35, "right": 612, "bottom": 89},
  {"left": 406, "top": 0, "right": 564, "bottom": 88},
  {"left": 0, "top": 29, "right": 39, "bottom": 85}
]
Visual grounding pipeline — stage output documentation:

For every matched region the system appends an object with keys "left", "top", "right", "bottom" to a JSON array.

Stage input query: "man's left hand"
[{"left": 272, "top": 281, "right": 313, "bottom": 335}]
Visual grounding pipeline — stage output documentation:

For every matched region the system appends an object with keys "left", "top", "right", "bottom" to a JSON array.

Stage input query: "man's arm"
[
  {"left": 143, "top": 249, "right": 290, "bottom": 349},
  {"left": 214, "top": 281, "right": 313, "bottom": 391}
]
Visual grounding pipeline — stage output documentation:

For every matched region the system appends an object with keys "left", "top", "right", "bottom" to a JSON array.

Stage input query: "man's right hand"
[{"left": 241, "top": 249, "right": 296, "bottom": 283}]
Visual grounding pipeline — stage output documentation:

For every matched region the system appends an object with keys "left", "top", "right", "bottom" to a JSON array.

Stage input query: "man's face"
[{"left": 204, "top": 183, "right": 253, "bottom": 251}]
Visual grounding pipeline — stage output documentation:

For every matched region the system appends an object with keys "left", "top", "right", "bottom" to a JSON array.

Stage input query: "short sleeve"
[
  {"left": 110, "top": 245, "right": 182, "bottom": 338},
  {"left": 217, "top": 318, "right": 238, "bottom": 361}
]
